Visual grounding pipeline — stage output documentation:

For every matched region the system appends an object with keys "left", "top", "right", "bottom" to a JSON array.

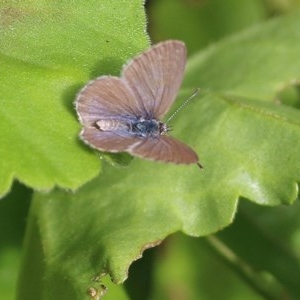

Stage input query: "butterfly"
[{"left": 75, "top": 40, "right": 202, "bottom": 168}]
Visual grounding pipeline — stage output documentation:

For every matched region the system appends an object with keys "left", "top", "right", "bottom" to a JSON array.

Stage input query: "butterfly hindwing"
[{"left": 128, "top": 135, "right": 198, "bottom": 164}]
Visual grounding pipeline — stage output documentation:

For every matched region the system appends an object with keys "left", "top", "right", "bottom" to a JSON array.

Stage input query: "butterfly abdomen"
[{"left": 96, "top": 118, "right": 168, "bottom": 138}]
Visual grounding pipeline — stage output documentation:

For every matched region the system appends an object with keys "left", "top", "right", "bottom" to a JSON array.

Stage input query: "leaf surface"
[{"left": 0, "top": 0, "right": 148, "bottom": 196}]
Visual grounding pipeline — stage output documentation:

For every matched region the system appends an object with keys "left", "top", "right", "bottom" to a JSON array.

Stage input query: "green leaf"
[
  {"left": 184, "top": 11, "right": 300, "bottom": 100},
  {"left": 17, "top": 8, "right": 300, "bottom": 300},
  {"left": 180, "top": 10, "right": 300, "bottom": 205},
  {"left": 0, "top": 0, "right": 148, "bottom": 197},
  {"left": 126, "top": 201, "right": 300, "bottom": 299}
]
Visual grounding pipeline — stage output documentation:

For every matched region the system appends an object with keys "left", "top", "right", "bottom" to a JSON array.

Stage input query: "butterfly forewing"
[
  {"left": 76, "top": 76, "right": 144, "bottom": 126},
  {"left": 128, "top": 135, "right": 198, "bottom": 164},
  {"left": 122, "top": 40, "right": 187, "bottom": 120}
]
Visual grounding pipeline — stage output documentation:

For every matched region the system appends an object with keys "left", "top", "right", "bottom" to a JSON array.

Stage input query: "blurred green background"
[{"left": 1, "top": 0, "right": 300, "bottom": 299}]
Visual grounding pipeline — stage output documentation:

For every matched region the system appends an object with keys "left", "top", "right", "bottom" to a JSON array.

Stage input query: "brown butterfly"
[{"left": 75, "top": 40, "right": 202, "bottom": 168}]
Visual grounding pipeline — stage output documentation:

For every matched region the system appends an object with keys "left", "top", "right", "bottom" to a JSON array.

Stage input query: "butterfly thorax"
[
  {"left": 131, "top": 119, "right": 168, "bottom": 137},
  {"left": 96, "top": 118, "right": 168, "bottom": 137}
]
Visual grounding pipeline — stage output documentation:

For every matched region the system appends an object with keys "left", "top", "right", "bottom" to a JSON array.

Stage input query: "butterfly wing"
[
  {"left": 81, "top": 127, "right": 140, "bottom": 152},
  {"left": 76, "top": 76, "right": 145, "bottom": 152},
  {"left": 76, "top": 76, "right": 145, "bottom": 126},
  {"left": 75, "top": 41, "right": 199, "bottom": 164},
  {"left": 122, "top": 40, "right": 187, "bottom": 120},
  {"left": 128, "top": 135, "right": 199, "bottom": 165}
]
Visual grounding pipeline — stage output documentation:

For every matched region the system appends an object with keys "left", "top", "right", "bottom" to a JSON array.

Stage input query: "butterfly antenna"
[{"left": 166, "top": 88, "right": 200, "bottom": 123}]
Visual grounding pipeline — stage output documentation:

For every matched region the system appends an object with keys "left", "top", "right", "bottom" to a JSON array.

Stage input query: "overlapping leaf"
[{"left": 0, "top": 1, "right": 148, "bottom": 197}]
